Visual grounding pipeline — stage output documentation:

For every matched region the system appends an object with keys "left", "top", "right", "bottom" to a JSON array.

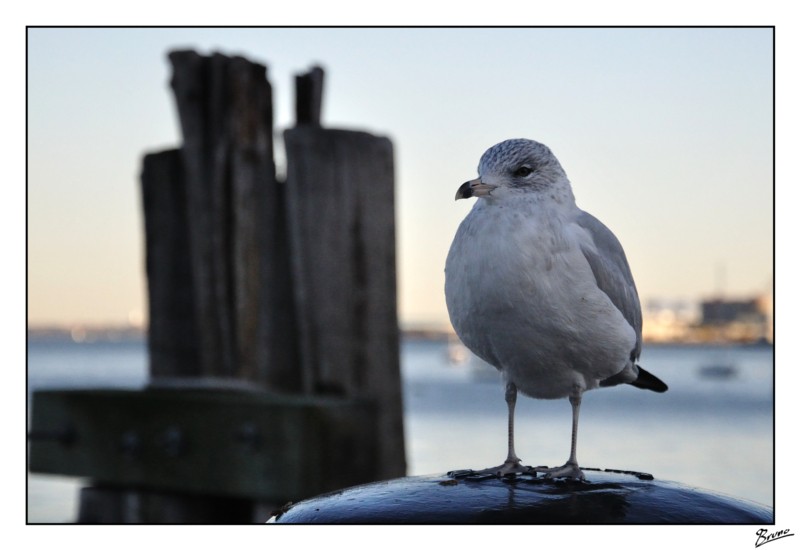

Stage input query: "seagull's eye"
[{"left": 513, "top": 166, "right": 533, "bottom": 178}]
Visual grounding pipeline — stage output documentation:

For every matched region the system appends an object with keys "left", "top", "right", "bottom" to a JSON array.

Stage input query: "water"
[{"left": 27, "top": 339, "right": 774, "bottom": 522}]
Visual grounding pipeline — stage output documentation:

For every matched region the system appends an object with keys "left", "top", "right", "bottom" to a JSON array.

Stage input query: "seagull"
[{"left": 445, "top": 138, "right": 667, "bottom": 480}]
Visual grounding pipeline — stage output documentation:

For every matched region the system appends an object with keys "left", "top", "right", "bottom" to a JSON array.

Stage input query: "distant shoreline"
[{"left": 27, "top": 325, "right": 772, "bottom": 348}]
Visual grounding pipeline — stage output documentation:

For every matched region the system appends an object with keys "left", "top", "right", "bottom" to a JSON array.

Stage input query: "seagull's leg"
[
  {"left": 566, "top": 390, "right": 582, "bottom": 470},
  {"left": 449, "top": 381, "right": 531, "bottom": 479},
  {"left": 534, "top": 386, "right": 585, "bottom": 480},
  {"left": 503, "top": 381, "right": 522, "bottom": 468}
]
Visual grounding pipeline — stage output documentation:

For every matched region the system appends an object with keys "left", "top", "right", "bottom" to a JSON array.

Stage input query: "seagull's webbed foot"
[
  {"left": 533, "top": 461, "right": 585, "bottom": 480},
  {"left": 449, "top": 459, "right": 533, "bottom": 480}
]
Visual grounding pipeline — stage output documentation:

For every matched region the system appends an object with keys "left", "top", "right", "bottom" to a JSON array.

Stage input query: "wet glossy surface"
[{"left": 269, "top": 470, "right": 773, "bottom": 524}]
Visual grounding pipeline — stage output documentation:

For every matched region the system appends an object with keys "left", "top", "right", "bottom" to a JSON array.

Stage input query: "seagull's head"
[{"left": 455, "top": 138, "right": 570, "bottom": 201}]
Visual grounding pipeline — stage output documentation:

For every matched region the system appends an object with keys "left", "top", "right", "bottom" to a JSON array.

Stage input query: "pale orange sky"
[{"left": 27, "top": 28, "right": 774, "bottom": 329}]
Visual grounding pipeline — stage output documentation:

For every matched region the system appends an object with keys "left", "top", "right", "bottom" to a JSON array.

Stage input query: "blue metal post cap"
[{"left": 268, "top": 470, "right": 772, "bottom": 524}]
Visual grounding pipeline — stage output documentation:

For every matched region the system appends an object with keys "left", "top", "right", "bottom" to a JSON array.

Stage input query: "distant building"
[
  {"left": 701, "top": 299, "right": 764, "bottom": 325},
  {"left": 696, "top": 296, "right": 772, "bottom": 344}
]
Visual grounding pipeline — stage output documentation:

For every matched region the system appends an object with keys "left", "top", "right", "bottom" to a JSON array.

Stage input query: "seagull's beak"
[{"left": 455, "top": 178, "right": 498, "bottom": 200}]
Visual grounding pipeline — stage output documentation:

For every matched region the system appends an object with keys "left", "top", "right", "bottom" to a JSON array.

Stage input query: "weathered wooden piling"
[
  {"left": 29, "top": 50, "right": 405, "bottom": 522},
  {"left": 284, "top": 127, "right": 403, "bottom": 479},
  {"left": 294, "top": 65, "right": 324, "bottom": 126},
  {"left": 284, "top": 65, "right": 405, "bottom": 479},
  {"left": 141, "top": 149, "right": 199, "bottom": 375},
  {"left": 163, "top": 50, "right": 299, "bottom": 389}
]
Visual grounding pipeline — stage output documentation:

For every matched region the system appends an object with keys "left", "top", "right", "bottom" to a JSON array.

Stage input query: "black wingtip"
[{"left": 631, "top": 366, "right": 668, "bottom": 393}]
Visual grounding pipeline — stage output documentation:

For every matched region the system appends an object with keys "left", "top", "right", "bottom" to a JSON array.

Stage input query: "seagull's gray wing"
[{"left": 576, "top": 210, "right": 642, "bottom": 361}]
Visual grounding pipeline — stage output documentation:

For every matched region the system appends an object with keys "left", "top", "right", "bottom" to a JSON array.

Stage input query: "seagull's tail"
[{"left": 630, "top": 365, "right": 668, "bottom": 393}]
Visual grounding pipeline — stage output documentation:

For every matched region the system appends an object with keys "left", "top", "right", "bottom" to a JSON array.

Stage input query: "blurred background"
[{"left": 27, "top": 27, "right": 773, "bottom": 522}]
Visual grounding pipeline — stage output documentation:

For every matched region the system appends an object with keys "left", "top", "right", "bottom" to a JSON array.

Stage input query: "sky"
[{"left": 27, "top": 27, "right": 774, "bottom": 329}]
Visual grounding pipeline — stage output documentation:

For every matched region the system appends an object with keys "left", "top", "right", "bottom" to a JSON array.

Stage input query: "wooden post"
[
  {"left": 284, "top": 68, "right": 405, "bottom": 478},
  {"left": 141, "top": 149, "right": 199, "bottom": 376},
  {"left": 166, "top": 50, "right": 300, "bottom": 390},
  {"left": 295, "top": 66, "right": 324, "bottom": 126},
  {"left": 141, "top": 58, "right": 405, "bottom": 497}
]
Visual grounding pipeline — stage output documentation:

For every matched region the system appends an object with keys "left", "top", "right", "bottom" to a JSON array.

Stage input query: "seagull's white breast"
[{"left": 445, "top": 198, "right": 636, "bottom": 399}]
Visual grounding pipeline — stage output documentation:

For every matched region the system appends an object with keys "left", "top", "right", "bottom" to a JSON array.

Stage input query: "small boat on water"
[{"left": 698, "top": 363, "right": 738, "bottom": 379}]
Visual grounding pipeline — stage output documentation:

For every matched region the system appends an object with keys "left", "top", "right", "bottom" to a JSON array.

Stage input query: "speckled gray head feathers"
[{"left": 478, "top": 138, "right": 568, "bottom": 190}]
